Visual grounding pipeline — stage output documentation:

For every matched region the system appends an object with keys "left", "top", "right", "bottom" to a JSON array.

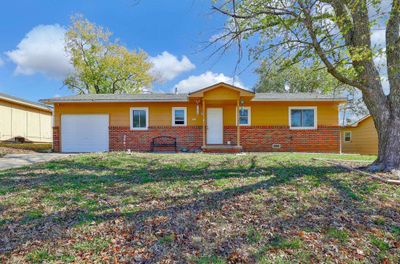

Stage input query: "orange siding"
[
  {"left": 54, "top": 100, "right": 340, "bottom": 128},
  {"left": 250, "top": 102, "right": 338, "bottom": 126},
  {"left": 54, "top": 102, "right": 202, "bottom": 127},
  {"left": 341, "top": 116, "right": 378, "bottom": 155},
  {"left": 203, "top": 87, "right": 239, "bottom": 101}
]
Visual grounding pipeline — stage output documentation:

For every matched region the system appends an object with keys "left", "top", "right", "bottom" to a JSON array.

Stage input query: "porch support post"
[
  {"left": 202, "top": 99, "right": 206, "bottom": 147},
  {"left": 237, "top": 98, "right": 241, "bottom": 146}
]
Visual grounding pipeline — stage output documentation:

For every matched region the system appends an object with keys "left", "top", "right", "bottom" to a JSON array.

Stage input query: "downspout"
[{"left": 339, "top": 128, "right": 342, "bottom": 154}]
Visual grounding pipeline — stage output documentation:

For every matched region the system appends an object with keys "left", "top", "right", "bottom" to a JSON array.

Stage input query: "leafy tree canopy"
[
  {"left": 255, "top": 63, "right": 368, "bottom": 124},
  {"left": 64, "top": 15, "right": 153, "bottom": 94},
  {"left": 212, "top": 0, "right": 400, "bottom": 170},
  {"left": 255, "top": 63, "right": 345, "bottom": 94}
]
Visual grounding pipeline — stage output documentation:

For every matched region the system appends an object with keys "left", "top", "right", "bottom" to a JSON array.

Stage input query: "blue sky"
[{"left": 0, "top": 0, "right": 257, "bottom": 102}]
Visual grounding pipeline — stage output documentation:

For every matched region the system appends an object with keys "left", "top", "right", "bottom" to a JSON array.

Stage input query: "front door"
[{"left": 207, "top": 108, "right": 223, "bottom": 144}]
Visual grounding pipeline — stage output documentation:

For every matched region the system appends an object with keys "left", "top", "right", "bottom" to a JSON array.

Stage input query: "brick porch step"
[{"left": 201, "top": 145, "right": 243, "bottom": 153}]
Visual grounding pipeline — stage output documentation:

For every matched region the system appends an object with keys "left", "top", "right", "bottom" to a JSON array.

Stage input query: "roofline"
[
  {"left": 0, "top": 93, "right": 52, "bottom": 112},
  {"left": 40, "top": 98, "right": 189, "bottom": 104},
  {"left": 343, "top": 114, "right": 371, "bottom": 127},
  {"left": 252, "top": 98, "right": 347, "bottom": 102},
  {"left": 188, "top": 82, "right": 255, "bottom": 95},
  {"left": 41, "top": 97, "right": 346, "bottom": 104}
]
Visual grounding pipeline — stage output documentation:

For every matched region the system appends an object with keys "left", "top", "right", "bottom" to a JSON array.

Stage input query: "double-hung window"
[
  {"left": 238, "top": 107, "right": 251, "bottom": 126},
  {"left": 130, "top": 107, "right": 148, "bottom": 130},
  {"left": 344, "top": 131, "right": 352, "bottom": 142},
  {"left": 172, "top": 107, "right": 187, "bottom": 126},
  {"left": 289, "top": 107, "right": 317, "bottom": 129}
]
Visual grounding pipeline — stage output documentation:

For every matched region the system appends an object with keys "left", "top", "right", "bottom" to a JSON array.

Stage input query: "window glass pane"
[
  {"left": 291, "top": 110, "right": 302, "bottom": 127},
  {"left": 139, "top": 110, "right": 146, "bottom": 127},
  {"left": 132, "top": 110, "right": 147, "bottom": 128},
  {"left": 174, "top": 109, "right": 185, "bottom": 124},
  {"left": 345, "top": 132, "right": 351, "bottom": 141},
  {"left": 239, "top": 108, "right": 249, "bottom": 125},
  {"left": 239, "top": 116, "right": 248, "bottom": 124},
  {"left": 133, "top": 110, "right": 140, "bottom": 128},
  {"left": 174, "top": 109, "right": 184, "bottom": 119},
  {"left": 239, "top": 109, "right": 248, "bottom": 117},
  {"left": 302, "top": 109, "right": 315, "bottom": 127}
]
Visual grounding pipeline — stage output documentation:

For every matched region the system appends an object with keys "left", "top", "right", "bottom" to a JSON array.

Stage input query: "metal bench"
[{"left": 150, "top": 136, "right": 177, "bottom": 152}]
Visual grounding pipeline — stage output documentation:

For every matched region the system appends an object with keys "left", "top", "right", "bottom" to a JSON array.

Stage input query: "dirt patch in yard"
[
  {"left": 0, "top": 143, "right": 52, "bottom": 157},
  {"left": 0, "top": 147, "right": 36, "bottom": 156}
]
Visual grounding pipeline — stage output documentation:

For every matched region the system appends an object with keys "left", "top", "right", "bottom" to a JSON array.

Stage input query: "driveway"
[{"left": 0, "top": 153, "right": 73, "bottom": 170}]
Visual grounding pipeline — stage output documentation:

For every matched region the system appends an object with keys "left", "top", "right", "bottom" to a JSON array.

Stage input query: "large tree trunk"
[{"left": 370, "top": 113, "right": 400, "bottom": 172}]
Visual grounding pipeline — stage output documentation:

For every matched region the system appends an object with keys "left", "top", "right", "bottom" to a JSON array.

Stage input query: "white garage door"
[{"left": 61, "top": 114, "right": 109, "bottom": 152}]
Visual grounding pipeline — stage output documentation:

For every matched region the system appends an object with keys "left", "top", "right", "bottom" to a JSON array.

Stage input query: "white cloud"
[
  {"left": 6, "top": 24, "right": 73, "bottom": 79},
  {"left": 174, "top": 71, "right": 247, "bottom": 93},
  {"left": 149, "top": 51, "right": 195, "bottom": 82},
  {"left": 0, "top": 57, "right": 4, "bottom": 67}
]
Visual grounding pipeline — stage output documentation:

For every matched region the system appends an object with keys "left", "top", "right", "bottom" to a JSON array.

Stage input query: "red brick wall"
[
  {"left": 239, "top": 126, "right": 340, "bottom": 153},
  {"left": 53, "top": 126, "right": 60, "bottom": 152},
  {"left": 222, "top": 126, "right": 339, "bottom": 153},
  {"left": 54, "top": 125, "right": 339, "bottom": 153},
  {"left": 109, "top": 126, "right": 203, "bottom": 152}
]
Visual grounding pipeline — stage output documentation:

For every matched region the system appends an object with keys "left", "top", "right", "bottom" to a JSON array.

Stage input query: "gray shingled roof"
[
  {"left": 253, "top": 92, "right": 346, "bottom": 101},
  {"left": 0, "top": 92, "right": 52, "bottom": 111},
  {"left": 41, "top": 92, "right": 346, "bottom": 103},
  {"left": 40, "top": 93, "right": 189, "bottom": 103}
]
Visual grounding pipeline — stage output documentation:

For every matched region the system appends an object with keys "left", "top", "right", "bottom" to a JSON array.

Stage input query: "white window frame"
[
  {"left": 130, "top": 107, "right": 149, "bottom": 130},
  {"left": 344, "top": 131, "right": 352, "bottom": 142},
  {"left": 236, "top": 106, "right": 251, "bottom": 126},
  {"left": 172, "top": 107, "right": 187, "bottom": 126},
  {"left": 289, "top": 106, "right": 317, "bottom": 130}
]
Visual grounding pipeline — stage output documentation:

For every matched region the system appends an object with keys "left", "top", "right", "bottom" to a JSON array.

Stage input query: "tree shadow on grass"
[
  {"left": 0, "top": 154, "right": 397, "bottom": 262},
  {"left": 209, "top": 170, "right": 399, "bottom": 262},
  {"left": 0, "top": 155, "right": 281, "bottom": 197}
]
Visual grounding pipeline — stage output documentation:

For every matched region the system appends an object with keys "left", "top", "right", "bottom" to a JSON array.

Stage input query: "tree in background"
[
  {"left": 213, "top": 0, "right": 400, "bottom": 172},
  {"left": 255, "top": 63, "right": 368, "bottom": 124},
  {"left": 64, "top": 15, "right": 153, "bottom": 94},
  {"left": 256, "top": 63, "right": 344, "bottom": 93}
]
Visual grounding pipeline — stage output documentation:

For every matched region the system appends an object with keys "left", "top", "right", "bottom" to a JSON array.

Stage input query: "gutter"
[
  {"left": 40, "top": 99, "right": 189, "bottom": 104},
  {"left": 251, "top": 98, "right": 347, "bottom": 102},
  {"left": 1, "top": 95, "right": 53, "bottom": 112}
]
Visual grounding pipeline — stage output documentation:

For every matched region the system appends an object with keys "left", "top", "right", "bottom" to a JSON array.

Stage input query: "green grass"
[
  {"left": 21, "top": 209, "right": 44, "bottom": 223},
  {"left": 26, "top": 249, "right": 55, "bottom": 263},
  {"left": 0, "top": 152, "right": 398, "bottom": 263},
  {"left": 268, "top": 235, "right": 303, "bottom": 249},
  {"left": 326, "top": 228, "right": 350, "bottom": 243},
  {"left": 193, "top": 255, "right": 226, "bottom": 264},
  {"left": 158, "top": 233, "right": 175, "bottom": 244},
  {"left": 247, "top": 226, "right": 263, "bottom": 243},
  {"left": 72, "top": 237, "right": 110, "bottom": 253},
  {"left": 391, "top": 225, "right": 400, "bottom": 238},
  {"left": 369, "top": 235, "right": 390, "bottom": 251}
]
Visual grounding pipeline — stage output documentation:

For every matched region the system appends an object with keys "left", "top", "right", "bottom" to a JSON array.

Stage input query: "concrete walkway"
[{"left": 0, "top": 153, "right": 73, "bottom": 170}]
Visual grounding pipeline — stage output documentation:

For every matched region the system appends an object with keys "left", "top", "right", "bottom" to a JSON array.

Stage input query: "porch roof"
[{"left": 188, "top": 82, "right": 255, "bottom": 98}]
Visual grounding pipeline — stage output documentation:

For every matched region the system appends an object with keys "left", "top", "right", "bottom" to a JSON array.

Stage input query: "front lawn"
[{"left": 0, "top": 152, "right": 398, "bottom": 263}]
